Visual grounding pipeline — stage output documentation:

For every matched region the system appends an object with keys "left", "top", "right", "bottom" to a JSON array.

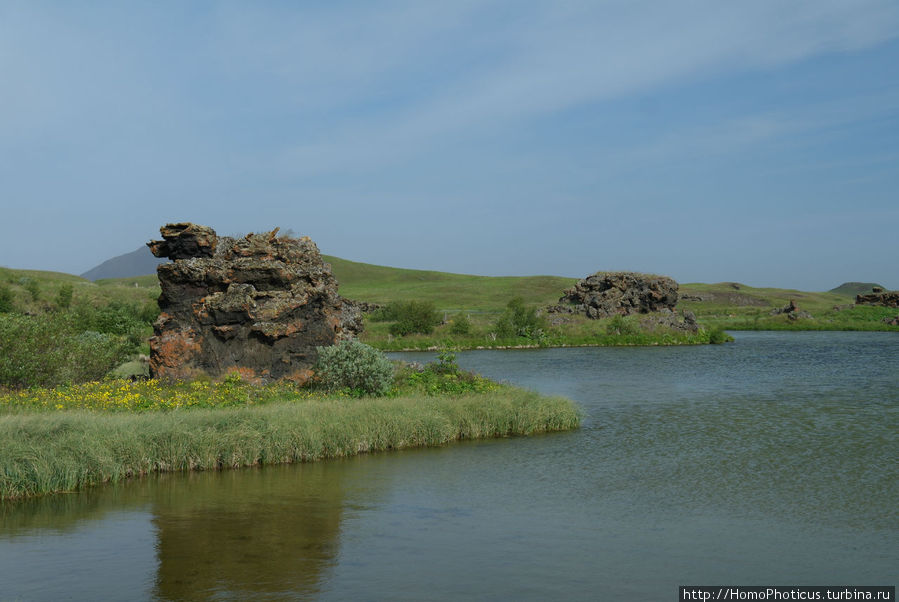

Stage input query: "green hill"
[
  {"left": 0, "top": 266, "right": 159, "bottom": 314},
  {"left": 3, "top": 260, "right": 895, "bottom": 334},
  {"left": 828, "top": 282, "right": 886, "bottom": 298},
  {"left": 678, "top": 282, "right": 848, "bottom": 313},
  {"left": 80, "top": 246, "right": 165, "bottom": 281},
  {"left": 322, "top": 255, "right": 574, "bottom": 311}
]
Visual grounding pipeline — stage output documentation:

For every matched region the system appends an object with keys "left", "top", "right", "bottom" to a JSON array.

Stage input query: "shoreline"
[
  {"left": 376, "top": 340, "right": 713, "bottom": 352},
  {"left": 0, "top": 388, "right": 580, "bottom": 500}
]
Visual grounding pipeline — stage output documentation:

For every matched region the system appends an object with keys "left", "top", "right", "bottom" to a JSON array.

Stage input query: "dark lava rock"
[
  {"left": 641, "top": 308, "right": 699, "bottom": 332},
  {"left": 555, "top": 271, "right": 679, "bottom": 319},
  {"left": 771, "top": 299, "right": 800, "bottom": 315},
  {"left": 856, "top": 290, "right": 899, "bottom": 308},
  {"left": 771, "top": 299, "right": 813, "bottom": 319},
  {"left": 148, "top": 223, "right": 361, "bottom": 383}
]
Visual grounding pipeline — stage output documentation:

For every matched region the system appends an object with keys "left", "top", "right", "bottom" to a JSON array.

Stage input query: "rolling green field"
[
  {"left": 677, "top": 282, "right": 897, "bottom": 331},
  {"left": 324, "top": 255, "right": 574, "bottom": 311},
  {"left": 325, "top": 258, "right": 896, "bottom": 336},
  {"left": 0, "top": 266, "right": 159, "bottom": 314},
  {"left": 2, "top": 258, "right": 895, "bottom": 345}
]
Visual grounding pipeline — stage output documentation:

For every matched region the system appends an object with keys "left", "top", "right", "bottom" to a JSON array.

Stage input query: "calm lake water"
[{"left": 1, "top": 332, "right": 896, "bottom": 601}]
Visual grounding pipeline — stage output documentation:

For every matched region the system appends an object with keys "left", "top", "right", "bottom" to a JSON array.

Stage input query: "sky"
[{"left": 1, "top": 1, "right": 897, "bottom": 291}]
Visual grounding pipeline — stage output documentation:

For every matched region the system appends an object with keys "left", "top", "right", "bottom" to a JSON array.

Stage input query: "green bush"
[
  {"left": 0, "top": 314, "right": 132, "bottom": 388},
  {"left": 55, "top": 284, "right": 74, "bottom": 310},
  {"left": 494, "top": 297, "right": 546, "bottom": 340},
  {"left": 450, "top": 312, "right": 471, "bottom": 334},
  {"left": 369, "top": 302, "right": 403, "bottom": 322},
  {"left": 387, "top": 301, "right": 442, "bottom": 336},
  {"left": 708, "top": 327, "right": 731, "bottom": 344},
  {"left": 69, "top": 300, "right": 153, "bottom": 348},
  {"left": 21, "top": 278, "right": 40, "bottom": 302},
  {"left": 314, "top": 340, "right": 394, "bottom": 397},
  {"left": 398, "top": 350, "right": 499, "bottom": 396},
  {"left": 605, "top": 314, "right": 640, "bottom": 335},
  {"left": 0, "top": 284, "right": 13, "bottom": 313}
]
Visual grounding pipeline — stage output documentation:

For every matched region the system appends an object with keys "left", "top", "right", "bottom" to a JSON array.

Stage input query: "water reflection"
[
  {"left": 152, "top": 465, "right": 348, "bottom": 600},
  {"left": 1, "top": 460, "right": 371, "bottom": 601},
  {"left": 1, "top": 332, "right": 897, "bottom": 600}
]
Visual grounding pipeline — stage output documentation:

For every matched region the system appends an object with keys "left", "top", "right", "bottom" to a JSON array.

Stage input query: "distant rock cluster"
[
  {"left": 856, "top": 287, "right": 899, "bottom": 308},
  {"left": 545, "top": 270, "right": 698, "bottom": 331},
  {"left": 548, "top": 271, "right": 679, "bottom": 318},
  {"left": 148, "top": 223, "right": 361, "bottom": 383},
  {"left": 770, "top": 299, "right": 812, "bottom": 320}
]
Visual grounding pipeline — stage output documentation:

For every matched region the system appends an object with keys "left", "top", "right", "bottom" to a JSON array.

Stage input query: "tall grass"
[{"left": 0, "top": 389, "right": 580, "bottom": 499}]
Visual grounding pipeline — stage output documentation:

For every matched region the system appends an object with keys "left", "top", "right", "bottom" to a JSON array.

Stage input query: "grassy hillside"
[
  {"left": 323, "top": 255, "right": 574, "bottom": 311},
  {"left": 4, "top": 261, "right": 895, "bottom": 338},
  {"left": 679, "top": 282, "right": 849, "bottom": 314},
  {"left": 828, "top": 282, "right": 885, "bottom": 298},
  {"left": 0, "top": 266, "right": 159, "bottom": 314},
  {"left": 679, "top": 282, "right": 896, "bottom": 331}
]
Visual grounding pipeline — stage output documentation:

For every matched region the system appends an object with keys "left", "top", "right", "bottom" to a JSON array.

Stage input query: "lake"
[{"left": 1, "top": 332, "right": 896, "bottom": 600}]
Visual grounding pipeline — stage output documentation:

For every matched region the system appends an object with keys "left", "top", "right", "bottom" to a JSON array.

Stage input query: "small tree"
[{"left": 605, "top": 314, "right": 638, "bottom": 335}]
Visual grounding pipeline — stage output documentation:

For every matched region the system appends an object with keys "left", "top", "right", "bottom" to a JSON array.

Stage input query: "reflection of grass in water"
[
  {"left": 594, "top": 397, "right": 897, "bottom": 529},
  {"left": 152, "top": 463, "right": 350, "bottom": 599},
  {"left": 0, "top": 388, "right": 580, "bottom": 500}
]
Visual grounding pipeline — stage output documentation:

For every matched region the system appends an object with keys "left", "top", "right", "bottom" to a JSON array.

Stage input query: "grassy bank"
[
  {"left": 362, "top": 310, "right": 729, "bottom": 351},
  {"left": 0, "top": 385, "right": 579, "bottom": 500}
]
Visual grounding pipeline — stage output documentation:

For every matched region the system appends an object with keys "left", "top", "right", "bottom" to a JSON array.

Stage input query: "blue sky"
[{"left": 1, "top": 1, "right": 897, "bottom": 290}]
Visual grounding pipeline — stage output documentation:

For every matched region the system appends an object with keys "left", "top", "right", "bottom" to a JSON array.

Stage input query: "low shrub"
[
  {"left": 55, "top": 284, "right": 74, "bottom": 310},
  {"left": 494, "top": 297, "right": 546, "bottom": 341},
  {"left": 21, "top": 278, "right": 40, "bottom": 301},
  {"left": 0, "top": 314, "right": 132, "bottom": 388},
  {"left": 450, "top": 312, "right": 471, "bottom": 334},
  {"left": 398, "top": 350, "right": 500, "bottom": 396},
  {"left": 707, "top": 327, "right": 731, "bottom": 344},
  {"left": 369, "top": 302, "right": 404, "bottom": 322},
  {"left": 314, "top": 340, "right": 394, "bottom": 397},
  {"left": 0, "top": 284, "right": 13, "bottom": 313},
  {"left": 605, "top": 314, "right": 640, "bottom": 335},
  {"left": 69, "top": 300, "right": 154, "bottom": 348},
  {"left": 386, "top": 301, "right": 442, "bottom": 336}
]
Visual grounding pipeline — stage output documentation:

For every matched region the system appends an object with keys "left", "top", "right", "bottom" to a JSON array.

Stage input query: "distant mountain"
[
  {"left": 80, "top": 246, "right": 166, "bottom": 281},
  {"left": 828, "top": 282, "right": 886, "bottom": 298}
]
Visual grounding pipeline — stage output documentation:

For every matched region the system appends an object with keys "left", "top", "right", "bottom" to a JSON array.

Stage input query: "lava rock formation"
[
  {"left": 548, "top": 271, "right": 679, "bottom": 319},
  {"left": 148, "top": 223, "right": 361, "bottom": 383}
]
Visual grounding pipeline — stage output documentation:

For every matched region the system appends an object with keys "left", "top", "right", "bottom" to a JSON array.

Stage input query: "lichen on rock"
[{"left": 147, "top": 223, "right": 361, "bottom": 383}]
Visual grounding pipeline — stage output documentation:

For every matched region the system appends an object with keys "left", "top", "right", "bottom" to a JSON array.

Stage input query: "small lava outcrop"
[
  {"left": 548, "top": 271, "right": 680, "bottom": 318},
  {"left": 856, "top": 287, "right": 899, "bottom": 308},
  {"left": 148, "top": 223, "right": 361, "bottom": 383}
]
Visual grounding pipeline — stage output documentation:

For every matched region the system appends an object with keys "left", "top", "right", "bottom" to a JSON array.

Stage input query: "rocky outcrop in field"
[
  {"left": 856, "top": 288, "right": 899, "bottom": 308},
  {"left": 770, "top": 299, "right": 813, "bottom": 320},
  {"left": 148, "top": 223, "right": 361, "bottom": 383},
  {"left": 548, "top": 271, "right": 679, "bottom": 319}
]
